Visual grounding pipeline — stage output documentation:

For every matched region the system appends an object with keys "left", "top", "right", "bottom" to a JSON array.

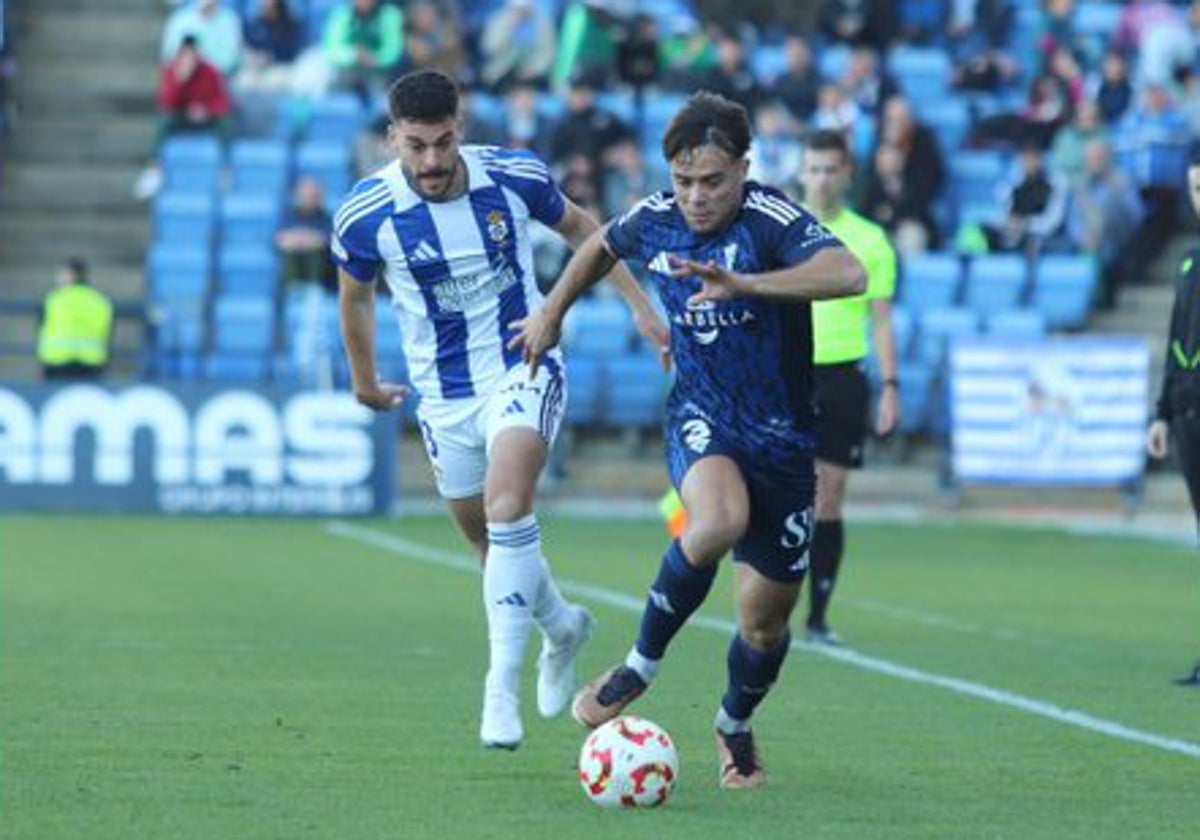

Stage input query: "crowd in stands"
[
  {"left": 139, "top": 0, "right": 1200, "bottom": 436},
  {"left": 0, "top": 1, "right": 14, "bottom": 143}
]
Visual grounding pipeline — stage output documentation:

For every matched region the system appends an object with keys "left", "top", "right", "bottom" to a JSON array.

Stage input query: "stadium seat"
[
  {"left": 897, "top": 252, "right": 962, "bottom": 312},
  {"left": 1031, "top": 255, "right": 1097, "bottom": 330},
  {"left": 917, "top": 307, "right": 979, "bottom": 366},
  {"left": 148, "top": 245, "right": 211, "bottom": 303},
  {"left": 565, "top": 356, "right": 604, "bottom": 425},
  {"left": 161, "top": 136, "right": 222, "bottom": 193},
  {"left": 220, "top": 192, "right": 283, "bottom": 248},
  {"left": 295, "top": 140, "right": 352, "bottom": 202},
  {"left": 986, "top": 309, "right": 1048, "bottom": 338},
  {"left": 605, "top": 355, "right": 666, "bottom": 428},
  {"left": 915, "top": 98, "right": 969, "bottom": 154},
  {"left": 749, "top": 43, "right": 788, "bottom": 84},
  {"left": 818, "top": 43, "right": 851, "bottom": 80},
  {"left": 304, "top": 91, "right": 367, "bottom": 144},
  {"left": 595, "top": 90, "right": 637, "bottom": 126},
  {"left": 218, "top": 245, "right": 279, "bottom": 298},
  {"left": 963, "top": 254, "right": 1028, "bottom": 315},
  {"left": 204, "top": 350, "right": 270, "bottom": 382},
  {"left": 230, "top": 139, "right": 290, "bottom": 195},
  {"left": 950, "top": 151, "right": 1007, "bottom": 211},
  {"left": 896, "top": 361, "right": 935, "bottom": 435},
  {"left": 154, "top": 191, "right": 217, "bottom": 234},
  {"left": 889, "top": 46, "right": 952, "bottom": 101},
  {"left": 890, "top": 306, "right": 916, "bottom": 360},
  {"left": 565, "top": 298, "right": 633, "bottom": 358}
]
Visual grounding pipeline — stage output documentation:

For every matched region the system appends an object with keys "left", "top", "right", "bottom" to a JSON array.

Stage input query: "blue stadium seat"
[
  {"left": 1031, "top": 255, "right": 1097, "bottom": 330},
  {"left": 218, "top": 245, "right": 279, "bottom": 298},
  {"left": 749, "top": 43, "right": 788, "bottom": 83},
  {"left": 818, "top": 44, "right": 851, "bottom": 80},
  {"left": 230, "top": 139, "right": 290, "bottom": 195},
  {"left": 154, "top": 191, "right": 217, "bottom": 233},
  {"left": 565, "top": 356, "right": 604, "bottom": 425},
  {"left": 896, "top": 361, "right": 935, "bottom": 435},
  {"left": 898, "top": 252, "right": 961, "bottom": 311},
  {"left": 986, "top": 309, "right": 1048, "bottom": 338},
  {"left": 950, "top": 151, "right": 1007, "bottom": 210},
  {"left": 161, "top": 136, "right": 223, "bottom": 193},
  {"left": 918, "top": 307, "right": 979, "bottom": 366},
  {"left": 915, "top": 98, "right": 969, "bottom": 154},
  {"left": 604, "top": 355, "right": 666, "bottom": 427},
  {"left": 211, "top": 296, "right": 275, "bottom": 354},
  {"left": 295, "top": 140, "right": 352, "bottom": 202},
  {"left": 963, "top": 254, "right": 1028, "bottom": 315},
  {"left": 595, "top": 90, "right": 638, "bottom": 126},
  {"left": 305, "top": 91, "right": 367, "bottom": 144},
  {"left": 565, "top": 298, "right": 633, "bottom": 358},
  {"left": 889, "top": 46, "right": 952, "bottom": 101},
  {"left": 891, "top": 305, "right": 915, "bottom": 360},
  {"left": 204, "top": 350, "right": 270, "bottom": 382},
  {"left": 221, "top": 192, "right": 283, "bottom": 248},
  {"left": 898, "top": 0, "right": 948, "bottom": 35},
  {"left": 148, "top": 245, "right": 211, "bottom": 303}
]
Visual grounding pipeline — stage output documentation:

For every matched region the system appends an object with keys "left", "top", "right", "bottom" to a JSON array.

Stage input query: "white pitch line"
[{"left": 324, "top": 520, "right": 1200, "bottom": 761}]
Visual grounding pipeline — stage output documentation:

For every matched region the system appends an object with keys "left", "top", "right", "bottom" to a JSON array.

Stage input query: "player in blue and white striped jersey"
[
  {"left": 512, "top": 92, "right": 865, "bottom": 788},
  {"left": 333, "top": 71, "right": 668, "bottom": 750}
]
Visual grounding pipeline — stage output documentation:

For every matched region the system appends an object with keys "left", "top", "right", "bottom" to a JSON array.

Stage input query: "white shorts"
[{"left": 415, "top": 361, "right": 567, "bottom": 499}]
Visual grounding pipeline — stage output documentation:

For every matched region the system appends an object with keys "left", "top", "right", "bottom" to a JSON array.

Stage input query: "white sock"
[
  {"left": 483, "top": 515, "right": 543, "bottom": 694},
  {"left": 534, "top": 553, "right": 575, "bottom": 646},
  {"left": 624, "top": 647, "right": 661, "bottom": 684}
]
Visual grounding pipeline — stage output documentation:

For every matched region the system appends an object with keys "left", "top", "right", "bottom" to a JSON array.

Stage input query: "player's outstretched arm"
[
  {"left": 553, "top": 201, "right": 670, "bottom": 368},
  {"left": 676, "top": 246, "right": 866, "bottom": 304},
  {"left": 508, "top": 227, "right": 618, "bottom": 376},
  {"left": 338, "top": 269, "right": 408, "bottom": 411}
]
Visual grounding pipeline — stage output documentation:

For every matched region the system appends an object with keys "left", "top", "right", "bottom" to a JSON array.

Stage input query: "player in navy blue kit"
[{"left": 511, "top": 92, "right": 865, "bottom": 788}]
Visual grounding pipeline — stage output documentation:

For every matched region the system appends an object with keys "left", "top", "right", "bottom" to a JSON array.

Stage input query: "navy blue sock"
[
  {"left": 721, "top": 631, "right": 791, "bottom": 723},
  {"left": 807, "top": 519, "right": 844, "bottom": 630},
  {"left": 634, "top": 540, "right": 717, "bottom": 661}
]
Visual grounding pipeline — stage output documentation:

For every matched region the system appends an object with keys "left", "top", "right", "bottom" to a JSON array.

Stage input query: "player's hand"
[
  {"left": 507, "top": 307, "right": 562, "bottom": 378},
  {"left": 1147, "top": 419, "right": 1169, "bottom": 459},
  {"left": 876, "top": 383, "right": 900, "bottom": 436},
  {"left": 668, "top": 255, "right": 746, "bottom": 304},
  {"left": 632, "top": 305, "right": 672, "bottom": 372},
  {"left": 354, "top": 381, "right": 409, "bottom": 412}
]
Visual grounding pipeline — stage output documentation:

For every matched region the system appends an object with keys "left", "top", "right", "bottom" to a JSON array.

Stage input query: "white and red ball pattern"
[{"left": 578, "top": 715, "right": 679, "bottom": 808}]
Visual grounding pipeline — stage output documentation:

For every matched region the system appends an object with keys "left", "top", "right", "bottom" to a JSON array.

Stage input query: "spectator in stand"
[
  {"left": 235, "top": 0, "right": 303, "bottom": 94},
  {"left": 1065, "top": 138, "right": 1143, "bottom": 308},
  {"left": 767, "top": 34, "right": 821, "bottom": 122},
  {"left": 748, "top": 101, "right": 803, "bottom": 188},
  {"left": 1037, "top": 0, "right": 1078, "bottom": 58},
  {"left": 1050, "top": 97, "right": 1108, "bottom": 182},
  {"left": 403, "top": 1, "right": 468, "bottom": 82},
  {"left": 983, "top": 142, "right": 1069, "bottom": 255},
  {"left": 819, "top": 0, "right": 898, "bottom": 51},
  {"left": 161, "top": 0, "right": 244, "bottom": 78},
  {"left": 840, "top": 46, "right": 895, "bottom": 118},
  {"left": 37, "top": 258, "right": 113, "bottom": 381},
  {"left": 657, "top": 16, "right": 718, "bottom": 92},
  {"left": 480, "top": 0, "right": 557, "bottom": 91},
  {"left": 135, "top": 35, "right": 232, "bottom": 199},
  {"left": 276, "top": 176, "right": 335, "bottom": 292},
  {"left": 1115, "top": 0, "right": 1191, "bottom": 87},
  {"left": 599, "top": 138, "right": 650, "bottom": 218},
  {"left": 878, "top": 95, "right": 944, "bottom": 215},
  {"left": 1095, "top": 50, "right": 1134, "bottom": 126},
  {"left": 322, "top": 0, "right": 403, "bottom": 101},
  {"left": 702, "top": 34, "right": 762, "bottom": 113},
  {"left": 502, "top": 85, "right": 554, "bottom": 157},
  {"left": 548, "top": 74, "right": 633, "bottom": 167},
  {"left": 949, "top": 0, "right": 1014, "bottom": 48},
  {"left": 857, "top": 141, "right": 938, "bottom": 253},
  {"left": 812, "top": 82, "right": 861, "bottom": 136}
]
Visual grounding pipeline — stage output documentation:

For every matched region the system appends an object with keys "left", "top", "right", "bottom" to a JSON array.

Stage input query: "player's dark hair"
[
  {"left": 64, "top": 257, "right": 88, "bottom": 283},
  {"left": 388, "top": 70, "right": 460, "bottom": 123},
  {"left": 804, "top": 129, "right": 849, "bottom": 162},
  {"left": 661, "top": 91, "right": 751, "bottom": 163}
]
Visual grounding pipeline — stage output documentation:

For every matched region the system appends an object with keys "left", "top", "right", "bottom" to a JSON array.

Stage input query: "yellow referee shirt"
[{"left": 812, "top": 207, "right": 897, "bottom": 365}]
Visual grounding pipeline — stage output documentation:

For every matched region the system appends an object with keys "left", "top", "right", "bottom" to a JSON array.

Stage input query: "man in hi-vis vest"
[{"left": 37, "top": 258, "right": 114, "bottom": 380}]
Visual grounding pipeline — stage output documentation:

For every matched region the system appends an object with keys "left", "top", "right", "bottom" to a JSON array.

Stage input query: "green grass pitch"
[{"left": 3, "top": 514, "right": 1198, "bottom": 839}]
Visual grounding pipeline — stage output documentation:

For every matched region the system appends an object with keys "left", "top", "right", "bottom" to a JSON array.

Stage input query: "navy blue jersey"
[{"left": 604, "top": 182, "right": 841, "bottom": 444}]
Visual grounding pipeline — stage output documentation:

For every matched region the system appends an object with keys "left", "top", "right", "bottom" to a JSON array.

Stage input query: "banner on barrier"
[
  {"left": 0, "top": 383, "right": 397, "bottom": 514},
  {"left": 950, "top": 337, "right": 1149, "bottom": 486}
]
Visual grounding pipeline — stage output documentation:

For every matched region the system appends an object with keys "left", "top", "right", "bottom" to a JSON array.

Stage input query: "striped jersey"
[
  {"left": 331, "top": 145, "right": 566, "bottom": 403},
  {"left": 604, "top": 182, "right": 842, "bottom": 439}
]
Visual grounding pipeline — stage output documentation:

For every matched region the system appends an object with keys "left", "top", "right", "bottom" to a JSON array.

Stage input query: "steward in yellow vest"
[{"left": 37, "top": 258, "right": 113, "bottom": 380}]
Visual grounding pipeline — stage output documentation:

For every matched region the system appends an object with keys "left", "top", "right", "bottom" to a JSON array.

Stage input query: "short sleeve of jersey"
[
  {"left": 603, "top": 204, "right": 642, "bottom": 260},
  {"left": 330, "top": 179, "right": 386, "bottom": 282},
  {"left": 744, "top": 186, "right": 842, "bottom": 269},
  {"left": 483, "top": 148, "right": 566, "bottom": 228},
  {"left": 862, "top": 227, "right": 897, "bottom": 301}
]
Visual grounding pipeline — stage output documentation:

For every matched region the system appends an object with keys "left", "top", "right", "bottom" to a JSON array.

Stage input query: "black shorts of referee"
[{"left": 814, "top": 361, "right": 870, "bottom": 469}]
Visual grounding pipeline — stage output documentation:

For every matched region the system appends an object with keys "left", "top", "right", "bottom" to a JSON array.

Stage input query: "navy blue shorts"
[{"left": 664, "top": 401, "right": 815, "bottom": 583}]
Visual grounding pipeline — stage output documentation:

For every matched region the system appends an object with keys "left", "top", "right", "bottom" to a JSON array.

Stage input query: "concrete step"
[
  {"left": 0, "top": 263, "right": 145, "bottom": 301},
  {"left": 17, "top": 10, "right": 165, "bottom": 44},
  {"left": 3, "top": 160, "right": 143, "bottom": 198},
  {"left": 13, "top": 90, "right": 158, "bottom": 119},
  {"left": 0, "top": 214, "right": 151, "bottom": 259},
  {"left": 5, "top": 116, "right": 157, "bottom": 164}
]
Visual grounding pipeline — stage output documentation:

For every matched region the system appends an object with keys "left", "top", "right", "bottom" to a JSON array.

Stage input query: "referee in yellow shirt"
[{"left": 798, "top": 130, "right": 900, "bottom": 645}]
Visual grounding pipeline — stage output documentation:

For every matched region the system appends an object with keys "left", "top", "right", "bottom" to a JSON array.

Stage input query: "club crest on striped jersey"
[{"left": 487, "top": 210, "right": 509, "bottom": 244}]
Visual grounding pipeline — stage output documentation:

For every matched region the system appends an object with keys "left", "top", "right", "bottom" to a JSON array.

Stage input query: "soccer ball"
[{"left": 578, "top": 715, "right": 679, "bottom": 808}]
